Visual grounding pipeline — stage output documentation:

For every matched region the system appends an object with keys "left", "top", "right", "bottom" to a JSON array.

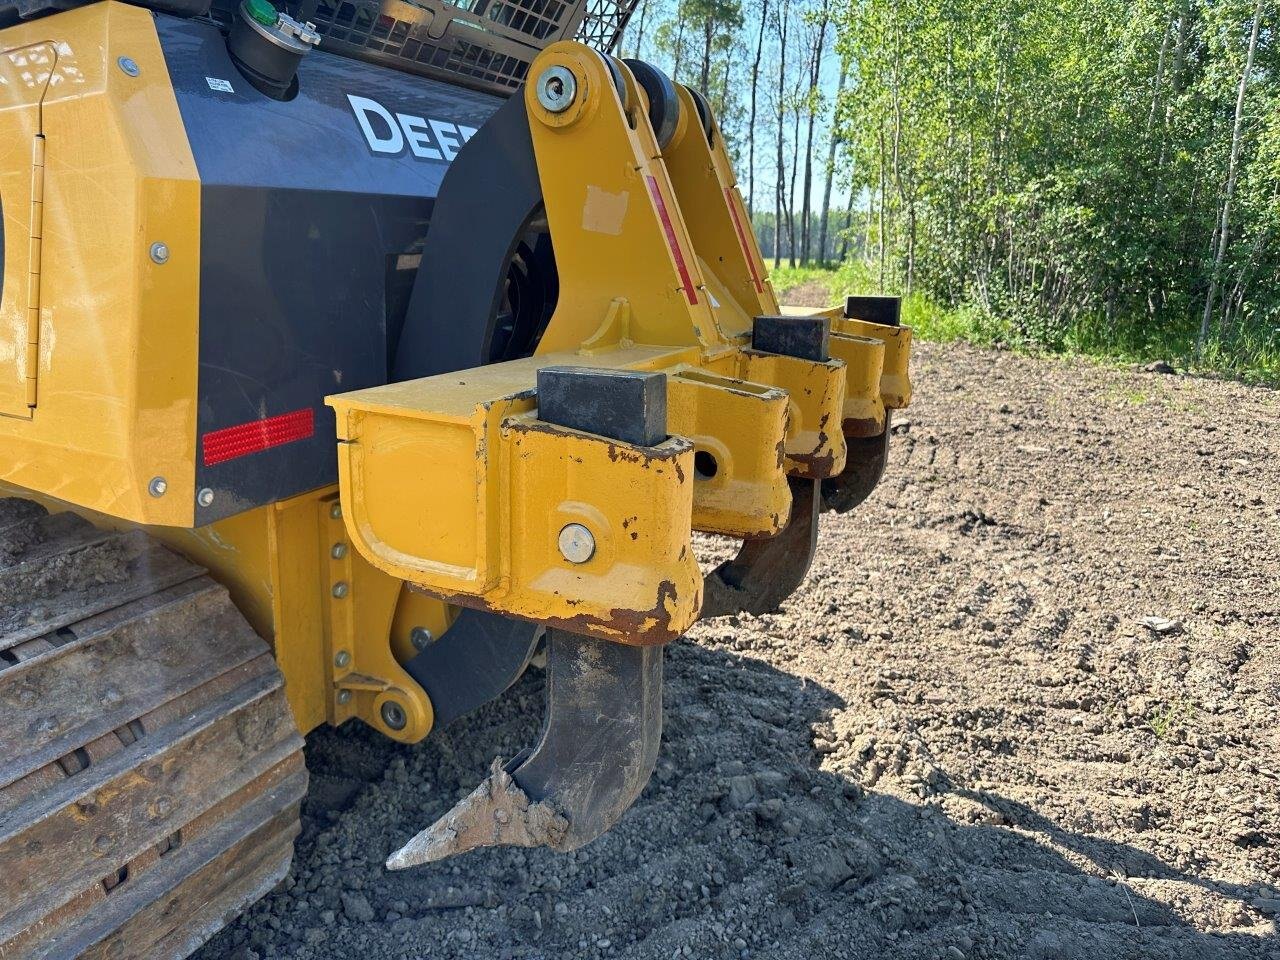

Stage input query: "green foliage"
[
  {"left": 834, "top": 0, "right": 1277, "bottom": 370},
  {"left": 769, "top": 266, "right": 1280, "bottom": 382}
]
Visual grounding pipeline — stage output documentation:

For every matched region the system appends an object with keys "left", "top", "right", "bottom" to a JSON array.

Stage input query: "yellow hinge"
[{"left": 24, "top": 134, "right": 45, "bottom": 409}]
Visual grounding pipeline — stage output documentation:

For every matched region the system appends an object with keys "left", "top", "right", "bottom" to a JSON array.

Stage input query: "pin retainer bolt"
[
  {"left": 117, "top": 56, "right": 140, "bottom": 77},
  {"left": 536, "top": 65, "right": 578, "bottom": 113},
  {"left": 410, "top": 626, "right": 434, "bottom": 651},
  {"left": 148, "top": 476, "right": 167, "bottom": 498},
  {"left": 557, "top": 522, "right": 596, "bottom": 564},
  {"left": 149, "top": 242, "right": 169, "bottom": 265}
]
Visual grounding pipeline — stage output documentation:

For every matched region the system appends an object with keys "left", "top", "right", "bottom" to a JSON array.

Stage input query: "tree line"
[{"left": 620, "top": 0, "right": 1277, "bottom": 370}]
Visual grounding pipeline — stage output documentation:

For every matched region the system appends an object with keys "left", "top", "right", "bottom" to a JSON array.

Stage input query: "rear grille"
[{"left": 213, "top": 0, "right": 637, "bottom": 95}]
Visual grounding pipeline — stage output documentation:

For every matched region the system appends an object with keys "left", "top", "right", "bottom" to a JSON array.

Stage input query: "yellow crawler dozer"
[{"left": 0, "top": 0, "right": 911, "bottom": 954}]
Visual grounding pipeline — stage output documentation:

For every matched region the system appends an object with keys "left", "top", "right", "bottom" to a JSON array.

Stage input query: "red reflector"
[
  {"left": 725, "top": 187, "right": 764, "bottom": 293},
  {"left": 645, "top": 175, "right": 699, "bottom": 305},
  {"left": 202, "top": 408, "right": 315, "bottom": 467}
]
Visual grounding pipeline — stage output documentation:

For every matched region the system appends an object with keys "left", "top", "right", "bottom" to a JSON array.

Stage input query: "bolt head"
[
  {"left": 336, "top": 689, "right": 352, "bottom": 705},
  {"left": 410, "top": 626, "right": 434, "bottom": 651},
  {"left": 148, "top": 476, "right": 167, "bottom": 498},
  {"left": 536, "top": 65, "right": 578, "bottom": 114},
  {"left": 330, "top": 542, "right": 348, "bottom": 560},
  {"left": 380, "top": 700, "right": 408, "bottom": 731},
  {"left": 557, "top": 522, "right": 596, "bottom": 564},
  {"left": 197, "top": 487, "right": 214, "bottom": 507},
  {"left": 149, "top": 242, "right": 170, "bottom": 264},
  {"left": 117, "top": 56, "right": 140, "bottom": 77},
  {"left": 329, "top": 502, "right": 343, "bottom": 520},
  {"left": 334, "top": 650, "right": 351, "bottom": 669},
  {"left": 331, "top": 581, "right": 349, "bottom": 599}
]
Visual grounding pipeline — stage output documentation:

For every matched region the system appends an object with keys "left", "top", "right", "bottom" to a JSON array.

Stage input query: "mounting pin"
[{"left": 380, "top": 700, "right": 408, "bottom": 731}]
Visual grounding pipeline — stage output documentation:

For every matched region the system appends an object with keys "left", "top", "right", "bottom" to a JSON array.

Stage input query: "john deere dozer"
[{"left": 0, "top": 0, "right": 912, "bottom": 952}]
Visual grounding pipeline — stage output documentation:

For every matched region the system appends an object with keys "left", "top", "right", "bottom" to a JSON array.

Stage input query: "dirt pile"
[{"left": 198, "top": 341, "right": 1280, "bottom": 960}]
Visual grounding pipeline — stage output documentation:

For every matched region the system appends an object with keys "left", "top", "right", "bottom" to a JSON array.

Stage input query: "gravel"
[{"left": 199, "top": 340, "right": 1279, "bottom": 960}]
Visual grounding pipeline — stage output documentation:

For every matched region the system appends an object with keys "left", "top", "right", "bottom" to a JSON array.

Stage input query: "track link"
[{"left": 0, "top": 499, "right": 307, "bottom": 960}]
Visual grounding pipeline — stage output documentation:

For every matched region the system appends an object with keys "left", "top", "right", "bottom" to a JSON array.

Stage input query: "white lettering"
[
  {"left": 347, "top": 95, "right": 404, "bottom": 154},
  {"left": 349, "top": 94, "right": 479, "bottom": 162},
  {"left": 429, "top": 119, "right": 463, "bottom": 161},
  {"left": 396, "top": 113, "right": 442, "bottom": 160}
]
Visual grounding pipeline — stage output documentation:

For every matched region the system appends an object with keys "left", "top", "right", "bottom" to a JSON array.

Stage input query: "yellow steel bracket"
[
  {"left": 319, "top": 494, "right": 435, "bottom": 743},
  {"left": 736, "top": 349, "right": 847, "bottom": 479},
  {"left": 577, "top": 307, "right": 791, "bottom": 537},
  {"left": 525, "top": 46, "right": 847, "bottom": 484},
  {"left": 660, "top": 83, "right": 779, "bottom": 330},
  {"left": 836, "top": 318, "right": 913, "bottom": 410},
  {"left": 327, "top": 352, "right": 703, "bottom": 646},
  {"left": 829, "top": 333, "right": 887, "bottom": 437},
  {"left": 665, "top": 368, "right": 790, "bottom": 538},
  {"left": 525, "top": 43, "right": 730, "bottom": 353},
  {"left": 782, "top": 303, "right": 914, "bottom": 414}
]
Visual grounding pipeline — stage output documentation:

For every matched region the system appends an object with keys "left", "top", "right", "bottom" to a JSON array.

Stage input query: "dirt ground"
[{"left": 199, "top": 335, "right": 1280, "bottom": 960}]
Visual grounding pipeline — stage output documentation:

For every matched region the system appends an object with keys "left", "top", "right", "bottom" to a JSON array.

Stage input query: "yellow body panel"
[{"left": 0, "top": 3, "right": 200, "bottom": 525}]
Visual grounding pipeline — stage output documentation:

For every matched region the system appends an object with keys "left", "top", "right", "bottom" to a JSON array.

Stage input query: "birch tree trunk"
[
  {"left": 817, "top": 61, "right": 847, "bottom": 265},
  {"left": 747, "top": 0, "right": 770, "bottom": 218},
  {"left": 1198, "top": 0, "right": 1263, "bottom": 353}
]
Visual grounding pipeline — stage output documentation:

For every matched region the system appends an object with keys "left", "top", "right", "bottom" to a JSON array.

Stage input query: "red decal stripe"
[
  {"left": 725, "top": 187, "right": 764, "bottom": 293},
  {"left": 645, "top": 175, "right": 698, "bottom": 305},
  {"left": 203, "top": 408, "right": 315, "bottom": 466}
]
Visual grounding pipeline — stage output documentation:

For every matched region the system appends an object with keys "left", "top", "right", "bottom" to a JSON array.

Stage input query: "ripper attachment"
[
  {"left": 328, "top": 46, "right": 913, "bottom": 866},
  {"left": 373, "top": 367, "right": 678, "bottom": 867}
]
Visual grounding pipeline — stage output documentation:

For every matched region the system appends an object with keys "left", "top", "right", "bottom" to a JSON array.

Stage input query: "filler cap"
[{"left": 244, "top": 0, "right": 278, "bottom": 26}]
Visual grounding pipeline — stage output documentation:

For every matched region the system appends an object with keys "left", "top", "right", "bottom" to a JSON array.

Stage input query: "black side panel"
[{"left": 159, "top": 17, "right": 501, "bottom": 522}]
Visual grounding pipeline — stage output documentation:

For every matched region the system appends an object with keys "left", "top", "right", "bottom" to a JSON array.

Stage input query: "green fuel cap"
[{"left": 244, "top": 0, "right": 278, "bottom": 26}]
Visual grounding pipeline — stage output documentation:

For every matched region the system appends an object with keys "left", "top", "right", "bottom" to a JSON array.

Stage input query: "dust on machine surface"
[{"left": 0, "top": 0, "right": 913, "bottom": 951}]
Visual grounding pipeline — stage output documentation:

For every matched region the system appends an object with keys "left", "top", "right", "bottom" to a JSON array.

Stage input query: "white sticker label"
[{"left": 206, "top": 77, "right": 235, "bottom": 93}]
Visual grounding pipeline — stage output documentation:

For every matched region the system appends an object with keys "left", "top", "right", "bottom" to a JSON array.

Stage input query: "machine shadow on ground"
[{"left": 203, "top": 637, "right": 1275, "bottom": 960}]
